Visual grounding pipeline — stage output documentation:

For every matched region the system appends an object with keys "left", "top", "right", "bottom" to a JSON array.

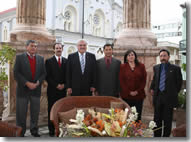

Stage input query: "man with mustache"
[
  {"left": 45, "top": 43, "right": 67, "bottom": 136},
  {"left": 150, "top": 49, "right": 182, "bottom": 137}
]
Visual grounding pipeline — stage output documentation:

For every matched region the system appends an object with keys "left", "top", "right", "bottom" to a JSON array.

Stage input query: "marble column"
[
  {"left": 114, "top": 0, "right": 159, "bottom": 124},
  {"left": 10, "top": 0, "right": 55, "bottom": 43}
]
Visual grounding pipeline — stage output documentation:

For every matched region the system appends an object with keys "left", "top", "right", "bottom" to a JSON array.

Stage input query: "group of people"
[{"left": 14, "top": 39, "right": 182, "bottom": 137}]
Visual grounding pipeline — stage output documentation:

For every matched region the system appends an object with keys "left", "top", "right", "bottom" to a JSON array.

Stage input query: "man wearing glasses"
[{"left": 66, "top": 39, "right": 96, "bottom": 96}]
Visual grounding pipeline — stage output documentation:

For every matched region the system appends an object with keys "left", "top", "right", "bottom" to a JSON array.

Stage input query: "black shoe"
[
  {"left": 49, "top": 131, "right": 55, "bottom": 137},
  {"left": 31, "top": 133, "right": 40, "bottom": 137},
  {"left": 49, "top": 133, "right": 54, "bottom": 137}
]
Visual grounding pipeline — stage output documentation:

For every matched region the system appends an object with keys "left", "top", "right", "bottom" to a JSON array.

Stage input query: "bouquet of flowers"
[{"left": 59, "top": 106, "right": 157, "bottom": 137}]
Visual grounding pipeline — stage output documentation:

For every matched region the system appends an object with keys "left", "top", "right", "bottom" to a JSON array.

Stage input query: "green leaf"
[
  {"left": 0, "top": 44, "right": 16, "bottom": 90},
  {"left": 123, "top": 127, "right": 128, "bottom": 137}
]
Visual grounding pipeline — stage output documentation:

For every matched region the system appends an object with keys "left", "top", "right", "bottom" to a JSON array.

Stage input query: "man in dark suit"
[
  {"left": 67, "top": 39, "right": 96, "bottom": 96},
  {"left": 45, "top": 43, "right": 67, "bottom": 136},
  {"left": 150, "top": 49, "right": 182, "bottom": 137},
  {"left": 14, "top": 40, "right": 46, "bottom": 137},
  {"left": 96, "top": 43, "right": 121, "bottom": 97}
]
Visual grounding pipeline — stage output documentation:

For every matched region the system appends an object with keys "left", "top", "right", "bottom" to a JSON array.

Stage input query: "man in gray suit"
[
  {"left": 14, "top": 40, "right": 46, "bottom": 137},
  {"left": 96, "top": 43, "right": 121, "bottom": 97}
]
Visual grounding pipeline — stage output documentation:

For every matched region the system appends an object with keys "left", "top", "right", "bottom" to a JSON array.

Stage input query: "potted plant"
[{"left": 175, "top": 89, "right": 186, "bottom": 127}]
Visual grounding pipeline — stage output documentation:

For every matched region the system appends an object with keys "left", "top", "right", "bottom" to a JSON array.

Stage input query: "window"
[
  {"left": 93, "top": 14, "right": 100, "bottom": 25},
  {"left": 178, "top": 32, "right": 182, "bottom": 36},
  {"left": 64, "top": 11, "right": 71, "bottom": 20},
  {"left": 3, "top": 26, "right": 7, "bottom": 41}
]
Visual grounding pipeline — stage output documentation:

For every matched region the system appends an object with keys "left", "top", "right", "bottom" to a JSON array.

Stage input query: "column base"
[
  {"left": 114, "top": 28, "right": 157, "bottom": 48},
  {"left": 10, "top": 24, "right": 55, "bottom": 43}
]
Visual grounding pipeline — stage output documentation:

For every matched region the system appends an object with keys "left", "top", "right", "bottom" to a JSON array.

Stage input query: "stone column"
[
  {"left": 2, "top": 0, "right": 55, "bottom": 126},
  {"left": 10, "top": 0, "right": 55, "bottom": 43},
  {"left": 114, "top": 0, "right": 160, "bottom": 124},
  {"left": 115, "top": 0, "right": 157, "bottom": 48}
]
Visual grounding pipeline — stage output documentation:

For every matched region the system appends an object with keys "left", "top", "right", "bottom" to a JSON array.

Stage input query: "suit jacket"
[
  {"left": 96, "top": 57, "right": 121, "bottom": 97},
  {"left": 66, "top": 52, "right": 96, "bottom": 95},
  {"left": 14, "top": 52, "right": 46, "bottom": 97},
  {"left": 150, "top": 63, "right": 182, "bottom": 107},
  {"left": 45, "top": 56, "right": 67, "bottom": 97}
]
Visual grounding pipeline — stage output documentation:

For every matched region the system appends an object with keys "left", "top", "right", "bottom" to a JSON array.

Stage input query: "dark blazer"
[
  {"left": 14, "top": 52, "right": 46, "bottom": 97},
  {"left": 150, "top": 63, "right": 182, "bottom": 107},
  {"left": 45, "top": 56, "right": 67, "bottom": 97},
  {"left": 66, "top": 52, "right": 96, "bottom": 96},
  {"left": 96, "top": 57, "right": 121, "bottom": 97}
]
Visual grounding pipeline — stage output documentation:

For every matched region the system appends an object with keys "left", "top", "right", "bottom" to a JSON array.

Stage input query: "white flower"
[
  {"left": 125, "top": 108, "right": 129, "bottom": 113},
  {"left": 108, "top": 109, "right": 112, "bottom": 114},
  {"left": 149, "top": 121, "right": 157, "bottom": 129},
  {"left": 76, "top": 109, "right": 85, "bottom": 125},
  {"left": 102, "top": 130, "right": 106, "bottom": 135},
  {"left": 131, "top": 106, "right": 137, "bottom": 114},
  {"left": 128, "top": 112, "right": 138, "bottom": 122}
]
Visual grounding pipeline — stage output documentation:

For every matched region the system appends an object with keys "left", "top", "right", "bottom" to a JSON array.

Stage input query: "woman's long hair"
[{"left": 124, "top": 49, "right": 139, "bottom": 65}]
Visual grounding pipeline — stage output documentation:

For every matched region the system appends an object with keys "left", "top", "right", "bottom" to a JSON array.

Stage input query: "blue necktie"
[
  {"left": 80, "top": 54, "right": 85, "bottom": 74},
  {"left": 159, "top": 64, "right": 166, "bottom": 91}
]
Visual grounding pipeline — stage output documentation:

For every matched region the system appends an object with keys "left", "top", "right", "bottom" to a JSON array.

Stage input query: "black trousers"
[
  {"left": 153, "top": 92, "right": 174, "bottom": 137},
  {"left": 48, "top": 94, "right": 65, "bottom": 135},
  {"left": 123, "top": 99, "right": 144, "bottom": 121}
]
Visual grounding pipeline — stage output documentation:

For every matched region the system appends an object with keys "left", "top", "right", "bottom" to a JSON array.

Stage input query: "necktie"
[
  {"left": 106, "top": 58, "right": 110, "bottom": 68},
  {"left": 58, "top": 57, "right": 61, "bottom": 67},
  {"left": 80, "top": 54, "right": 85, "bottom": 74},
  {"left": 159, "top": 64, "right": 166, "bottom": 91}
]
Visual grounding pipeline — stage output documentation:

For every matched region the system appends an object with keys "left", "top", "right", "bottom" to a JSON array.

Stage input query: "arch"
[
  {"left": 105, "top": 20, "right": 111, "bottom": 37},
  {"left": 67, "top": 46, "right": 76, "bottom": 55},
  {"left": 115, "top": 22, "right": 123, "bottom": 36},
  {"left": 93, "top": 9, "right": 105, "bottom": 37},
  {"left": 63, "top": 5, "right": 77, "bottom": 32}
]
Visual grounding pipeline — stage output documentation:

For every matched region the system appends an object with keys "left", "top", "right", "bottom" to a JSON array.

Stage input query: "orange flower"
[
  {"left": 115, "top": 108, "right": 122, "bottom": 113},
  {"left": 118, "top": 120, "right": 124, "bottom": 128},
  {"left": 96, "top": 120, "right": 104, "bottom": 131}
]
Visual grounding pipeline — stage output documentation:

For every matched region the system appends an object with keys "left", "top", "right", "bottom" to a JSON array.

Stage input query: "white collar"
[
  {"left": 55, "top": 55, "right": 62, "bottom": 62},
  {"left": 78, "top": 52, "right": 86, "bottom": 57},
  {"left": 27, "top": 52, "right": 35, "bottom": 57}
]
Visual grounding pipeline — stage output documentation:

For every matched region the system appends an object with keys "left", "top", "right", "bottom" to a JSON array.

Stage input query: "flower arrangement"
[{"left": 59, "top": 107, "right": 156, "bottom": 137}]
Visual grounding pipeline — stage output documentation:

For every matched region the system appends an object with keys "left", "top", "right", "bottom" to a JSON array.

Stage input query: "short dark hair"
[
  {"left": 124, "top": 49, "right": 139, "bottom": 65},
  {"left": 159, "top": 49, "right": 170, "bottom": 56},
  {"left": 103, "top": 43, "right": 113, "bottom": 50},
  {"left": 53, "top": 43, "right": 64, "bottom": 49},
  {"left": 26, "top": 40, "right": 36, "bottom": 46}
]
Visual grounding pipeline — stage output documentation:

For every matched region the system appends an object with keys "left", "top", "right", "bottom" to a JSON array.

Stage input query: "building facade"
[{"left": 0, "top": 0, "right": 123, "bottom": 59}]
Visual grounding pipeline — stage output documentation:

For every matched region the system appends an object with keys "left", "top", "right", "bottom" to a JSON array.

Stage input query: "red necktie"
[
  {"left": 58, "top": 57, "right": 61, "bottom": 67},
  {"left": 106, "top": 59, "right": 110, "bottom": 68}
]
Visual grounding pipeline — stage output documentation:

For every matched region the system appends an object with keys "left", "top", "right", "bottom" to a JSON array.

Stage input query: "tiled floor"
[{"left": 24, "top": 121, "right": 177, "bottom": 137}]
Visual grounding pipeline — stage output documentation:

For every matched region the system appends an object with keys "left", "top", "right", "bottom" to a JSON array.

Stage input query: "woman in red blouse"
[{"left": 119, "top": 49, "right": 147, "bottom": 121}]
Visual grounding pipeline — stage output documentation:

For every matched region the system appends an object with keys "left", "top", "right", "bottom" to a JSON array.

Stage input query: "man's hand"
[
  {"left": 57, "top": 84, "right": 65, "bottom": 90},
  {"left": 25, "top": 82, "right": 38, "bottom": 90},
  {"left": 130, "top": 91, "right": 137, "bottom": 96},
  {"left": 90, "top": 87, "right": 96, "bottom": 92},
  {"left": 67, "top": 88, "right": 72, "bottom": 96},
  {"left": 150, "top": 89, "right": 154, "bottom": 96}
]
